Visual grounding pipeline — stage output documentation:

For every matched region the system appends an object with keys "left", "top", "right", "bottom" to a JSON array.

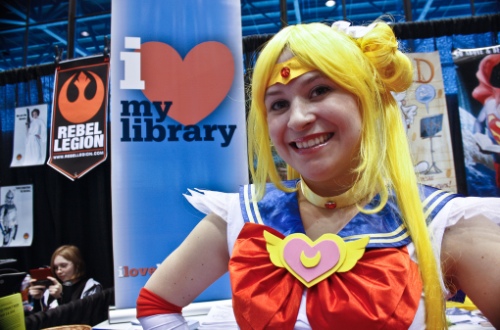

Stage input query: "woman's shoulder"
[
  {"left": 432, "top": 191, "right": 500, "bottom": 227},
  {"left": 434, "top": 193, "right": 500, "bottom": 263},
  {"left": 84, "top": 277, "right": 101, "bottom": 286},
  {"left": 440, "top": 202, "right": 500, "bottom": 324},
  {"left": 81, "top": 277, "right": 102, "bottom": 298}
]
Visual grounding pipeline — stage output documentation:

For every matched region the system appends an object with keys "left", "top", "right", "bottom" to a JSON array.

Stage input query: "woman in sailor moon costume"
[{"left": 137, "top": 21, "right": 500, "bottom": 329}]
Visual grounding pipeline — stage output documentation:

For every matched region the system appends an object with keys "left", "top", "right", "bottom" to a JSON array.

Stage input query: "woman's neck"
[{"left": 298, "top": 177, "right": 364, "bottom": 210}]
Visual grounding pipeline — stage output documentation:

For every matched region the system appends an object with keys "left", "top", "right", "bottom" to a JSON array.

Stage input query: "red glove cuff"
[{"left": 136, "top": 287, "right": 182, "bottom": 318}]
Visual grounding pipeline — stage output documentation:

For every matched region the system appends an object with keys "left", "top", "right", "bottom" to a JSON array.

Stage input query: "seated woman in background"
[{"left": 29, "top": 245, "right": 102, "bottom": 312}]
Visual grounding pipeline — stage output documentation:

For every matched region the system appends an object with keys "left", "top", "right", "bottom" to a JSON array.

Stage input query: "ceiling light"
[
  {"left": 81, "top": 31, "right": 90, "bottom": 37},
  {"left": 325, "top": 0, "right": 335, "bottom": 7}
]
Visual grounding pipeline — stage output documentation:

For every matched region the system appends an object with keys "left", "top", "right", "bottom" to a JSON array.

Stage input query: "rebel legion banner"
[
  {"left": 110, "top": 0, "right": 248, "bottom": 308},
  {"left": 48, "top": 55, "right": 109, "bottom": 180}
]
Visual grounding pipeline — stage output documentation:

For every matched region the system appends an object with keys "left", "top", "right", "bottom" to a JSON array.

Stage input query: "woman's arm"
[
  {"left": 441, "top": 214, "right": 500, "bottom": 328},
  {"left": 144, "top": 212, "right": 229, "bottom": 307}
]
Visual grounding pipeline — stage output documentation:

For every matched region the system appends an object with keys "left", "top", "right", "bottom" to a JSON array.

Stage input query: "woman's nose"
[{"left": 287, "top": 100, "right": 314, "bottom": 131}]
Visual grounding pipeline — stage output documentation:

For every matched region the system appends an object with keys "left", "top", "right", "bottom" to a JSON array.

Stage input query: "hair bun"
[{"left": 357, "top": 22, "right": 413, "bottom": 93}]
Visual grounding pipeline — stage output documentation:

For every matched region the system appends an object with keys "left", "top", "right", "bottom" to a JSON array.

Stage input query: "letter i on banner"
[
  {"left": 48, "top": 55, "right": 110, "bottom": 180},
  {"left": 110, "top": 0, "right": 248, "bottom": 308}
]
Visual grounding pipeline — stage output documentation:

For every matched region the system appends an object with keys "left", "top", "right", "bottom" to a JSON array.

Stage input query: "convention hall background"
[{"left": 0, "top": 0, "right": 499, "bottom": 299}]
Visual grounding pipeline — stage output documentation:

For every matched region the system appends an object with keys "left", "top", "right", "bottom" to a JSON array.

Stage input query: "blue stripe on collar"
[
  {"left": 239, "top": 181, "right": 459, "bottom": 248},
  {"left": 340, "top": 195, "right": 411, "bottom": 248},
  {"left": 420, "top": 185, "right": 462, "bottom": 224},
  {"left": 240, "top": 180, "right": 303, "bottom": 235}
]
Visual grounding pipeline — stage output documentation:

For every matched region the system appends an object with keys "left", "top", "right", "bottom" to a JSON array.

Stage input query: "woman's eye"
[
  {"left": 269, "top": 99, "right": 289, "bottom": 111},
  {"left": 311, "top": 86, "right": 331, "bottom": 98}
]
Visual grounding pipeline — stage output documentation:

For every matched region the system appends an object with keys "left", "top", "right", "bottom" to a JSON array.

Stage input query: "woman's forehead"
[
  {"left": 276, "top": 49, "right": 294, "bottom": 64},
  {"left": 54, "top": 255, "right": 71, "bottom": 264}
]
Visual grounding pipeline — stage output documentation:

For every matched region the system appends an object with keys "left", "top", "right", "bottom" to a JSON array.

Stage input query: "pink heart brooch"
[{"left": 264, "top": 230, "right": 369, "bottom": 287}]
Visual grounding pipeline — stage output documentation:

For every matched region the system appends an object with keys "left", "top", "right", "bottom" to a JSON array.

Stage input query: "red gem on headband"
[
  {"left": 281, "top": 67, "right": 290, "bottom": 78},
  {"left": 268, "top": 57, "right": 316, "bottom": 87}
]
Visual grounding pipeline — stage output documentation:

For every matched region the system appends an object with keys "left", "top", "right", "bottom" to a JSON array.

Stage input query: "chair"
[
  {"left": 42, "top": 326, "right": 91, "bottom": 330},
  {"left": 24, "top": 287, "right": 115, "bottom": 330},
  {"left": 0, "top": 269, "right": 27, "bottom": 297}
]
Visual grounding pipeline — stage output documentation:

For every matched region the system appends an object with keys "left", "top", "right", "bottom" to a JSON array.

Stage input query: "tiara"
[{"left": 267, "top": 57, "right": 316, "bottom": 87}]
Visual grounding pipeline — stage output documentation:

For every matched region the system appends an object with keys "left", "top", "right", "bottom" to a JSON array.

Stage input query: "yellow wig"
[{"left": 247, "top": 22, "right": 446, "bottom": 329}]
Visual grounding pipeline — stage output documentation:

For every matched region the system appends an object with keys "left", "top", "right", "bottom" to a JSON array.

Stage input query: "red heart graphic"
[{"left": 140, "top": 41, "right": 234, "bottom": 125}]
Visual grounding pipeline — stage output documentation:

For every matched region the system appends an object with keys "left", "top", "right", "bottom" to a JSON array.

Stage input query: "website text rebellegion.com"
[{"left": 52, "top": 150, "right": 105, "bottom": 160}]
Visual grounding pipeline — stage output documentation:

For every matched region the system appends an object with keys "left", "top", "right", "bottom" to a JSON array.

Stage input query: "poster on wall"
[
  {"left": 452, "top": 45, "right": 500, "bottom": 197},
  {"left": 110, "top": 0, "right": 248, "bottom": 308},
  {"left": 0, "top": 185, "right": 33, "bottom": 248},
  {"left": 10, "top": 104, "right": 48, "bottom": 167},
  {"left": 395, "top": 51, "right": 457, "bottom": 192},
  {"left": 47, "top": 55, "right": 109, "bottom": 180}
]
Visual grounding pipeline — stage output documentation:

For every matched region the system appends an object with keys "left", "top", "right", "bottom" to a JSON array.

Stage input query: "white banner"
[{"left": 110, "top": 0, "right": 248, "bottom": 308}]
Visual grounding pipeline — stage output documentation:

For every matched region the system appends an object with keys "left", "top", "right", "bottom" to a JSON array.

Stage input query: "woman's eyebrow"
[{"left": 265, "top": 89, "right": 283, "bottom": 98}]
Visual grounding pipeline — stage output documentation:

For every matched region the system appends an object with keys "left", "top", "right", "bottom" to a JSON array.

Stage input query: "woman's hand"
[
  {"left": 46, "top": 276, "right": 63, "bottom": 299},
  {"left": 28, "top": 279, "right": 46, "bottom": 300}
]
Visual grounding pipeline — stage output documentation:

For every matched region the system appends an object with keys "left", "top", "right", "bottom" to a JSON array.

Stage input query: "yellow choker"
[{"left": 299, "top": 179, "right": 362, "bottom": 209}]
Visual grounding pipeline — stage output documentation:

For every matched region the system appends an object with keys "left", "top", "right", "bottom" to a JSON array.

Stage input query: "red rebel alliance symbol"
[{"left": 58, "top": 71, "right": 105, "bottom": 123}]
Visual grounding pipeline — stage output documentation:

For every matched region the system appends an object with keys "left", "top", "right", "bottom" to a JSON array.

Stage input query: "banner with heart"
[{"left": 110, "top": 0, "right": 248, "bottom": 309}]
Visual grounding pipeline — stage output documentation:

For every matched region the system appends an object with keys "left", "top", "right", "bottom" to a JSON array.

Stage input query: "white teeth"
[{"left": 295, "top": 134, "right": 331, "bottom": 149}]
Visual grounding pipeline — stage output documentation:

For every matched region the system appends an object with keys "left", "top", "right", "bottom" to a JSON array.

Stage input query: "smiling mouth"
[{"left": 292, "top": 133, "right": 333, "bottom": 149}]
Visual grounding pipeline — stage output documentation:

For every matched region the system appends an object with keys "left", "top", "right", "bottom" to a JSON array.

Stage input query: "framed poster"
[
  {"left": 10, "top": 104, "right": 48, "bottom": 167},
  {"left": 0, "top": 185, "right": 33, "bottom": 248},
  {"left": 453, "top": 46, "right": 500, "bottom": 197}
]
